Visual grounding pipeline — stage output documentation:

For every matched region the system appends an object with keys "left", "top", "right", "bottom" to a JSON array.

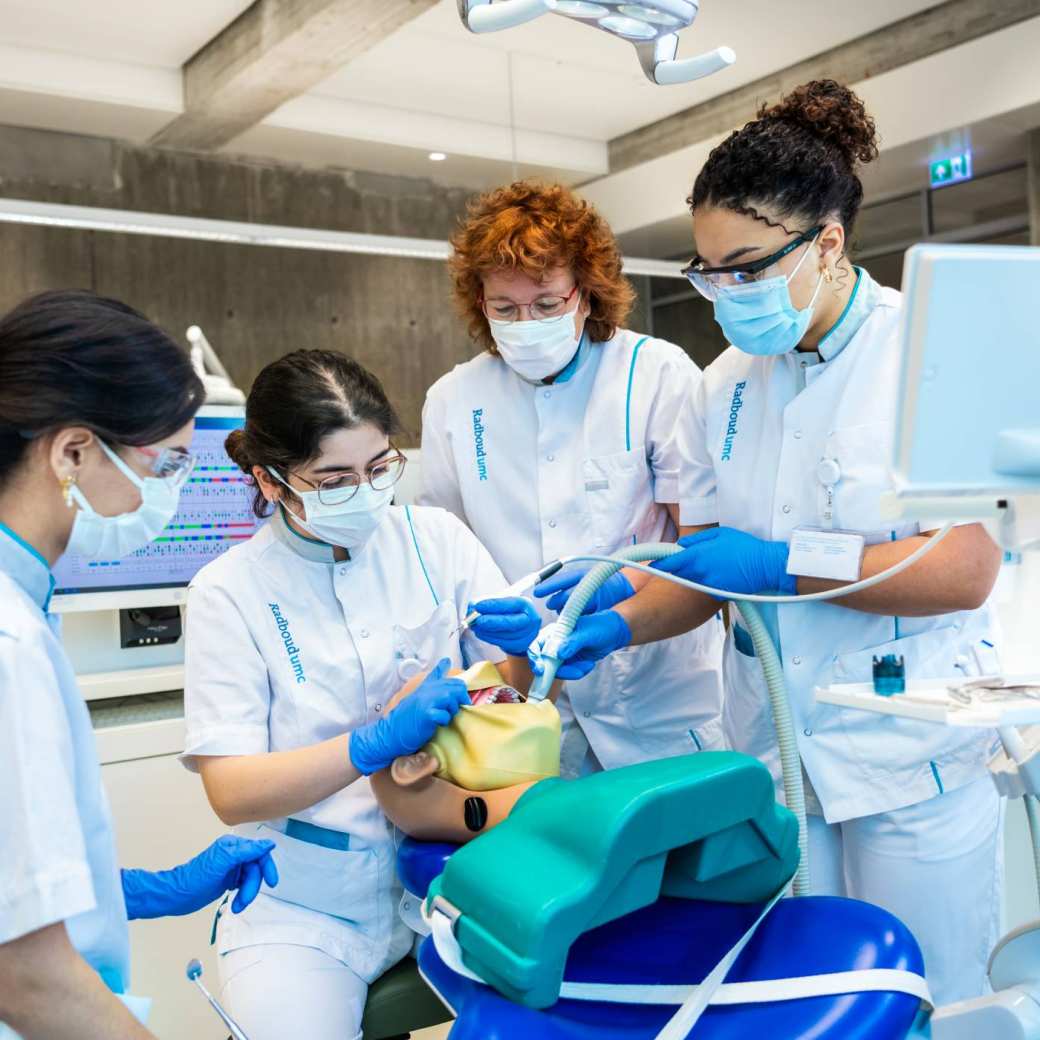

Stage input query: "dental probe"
[
  {"left": 454, "top": 559, "right": 565, "bottom": 636},
  {"left": 186, "top": 959, "right": 252, "bottom": 1040}
]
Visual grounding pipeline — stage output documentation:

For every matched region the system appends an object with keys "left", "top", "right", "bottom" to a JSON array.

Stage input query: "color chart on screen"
[{"left": 53, "top": 413, "right": 263, "bottom": 595}]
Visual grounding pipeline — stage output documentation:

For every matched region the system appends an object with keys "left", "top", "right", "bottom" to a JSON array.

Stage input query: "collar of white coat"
[
  {"left": 0, "top": 520, "right": 55, "bottom": 611},
  {"left": 270, "top": 503, "right": 338, "bottom": 564},
  {"left": 813, "top": 267, "right": 879, "bottom": 362}
]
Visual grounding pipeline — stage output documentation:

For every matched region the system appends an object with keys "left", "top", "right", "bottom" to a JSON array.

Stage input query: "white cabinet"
[{"left": 99, "top": 717, "right": 227, "bottom": 1040}]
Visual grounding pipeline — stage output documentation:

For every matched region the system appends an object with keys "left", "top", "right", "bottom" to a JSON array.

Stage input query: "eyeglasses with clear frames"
[
  {"left": 132, "top": 445, "right": 197, "bottom": 486},
  {"left": 290, "top": 451, "right": 408, "bottom": 506},
  {"left": 481, "top": 285, "right": 580, "bottom": 323}
]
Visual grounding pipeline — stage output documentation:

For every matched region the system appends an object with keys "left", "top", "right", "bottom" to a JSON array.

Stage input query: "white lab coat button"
[
  {"left": 548, "top": 520, "right": 557, "bottom": 528},
  {"left": 543, "top": 391, "right": 551, "bottom": 399},
  {"left": 782, "top": 505, "right": 792, "bottom": 514},
  {"left": 375, "top": 703, "right": 383, "bottom": 713},
  {"left": 793, "top": 656, "right": 802, "bottom": 665},
  {"left": 547, "top": 454, "right": 555, "bottom": 462},
  {"left": 338, "top": 566, "right": 349, "bottom": 576},
  {"left": 584, "top": 711, "right": 591, "bottom": 719},
  {"left": 403, "top": 901, "right": 412, "bottom": 912},
  {"left": 804, "top": 728, "right": 813, "bottom": 737},
  {"left": 793, "top": 430, "right": 803, "bottom": 439},
  {"left": 360, "top": 628, "right": 370, "bottom": 638}
]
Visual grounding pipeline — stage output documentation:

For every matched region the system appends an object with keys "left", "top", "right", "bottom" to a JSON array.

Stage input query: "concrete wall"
[
  {"left": 0, "top": 124, "right": 478, "bottom": 443},
  {"left": 0, "top": 124, "right": 676, "bottom": 441}
]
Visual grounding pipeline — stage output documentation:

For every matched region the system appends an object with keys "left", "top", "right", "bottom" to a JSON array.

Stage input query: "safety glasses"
[
  {"left": 682, "top": 226, "right": 823, "bottom": 301},
  {"left": 130, "top": 444, "right": 197, "bottom": 486}
]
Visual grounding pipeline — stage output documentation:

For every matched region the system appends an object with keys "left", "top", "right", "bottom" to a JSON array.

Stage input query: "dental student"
[
  {"left": 0, "top": 291, "right": 278, "bottom": 1040},
  {"left": 538, "top": 81, "right": 1004, "bottom": 1004},
  {"left": 419, "top": 180, "right": 724, "bottom": 776},
  {"left": 181, "top": 349, "right": 543, "bottom": 1040}
]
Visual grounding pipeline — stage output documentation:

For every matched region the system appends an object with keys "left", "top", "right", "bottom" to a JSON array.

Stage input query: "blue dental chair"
[{"left": 395, "top": 753, "right": 931, "bottom": 1039}]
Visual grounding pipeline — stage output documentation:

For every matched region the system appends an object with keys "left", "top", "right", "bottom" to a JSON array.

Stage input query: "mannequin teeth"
[{"left": 469, "top": 685, "right": 525, "bottom": 706}]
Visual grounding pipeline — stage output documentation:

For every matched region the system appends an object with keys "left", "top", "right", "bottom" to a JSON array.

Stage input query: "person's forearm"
[
  {"left": 615, "top": 578, "right": 719, "bottom": 647},
  {"left": 198, "top": 734, "right": 361, "bottom": 825},
  {"left": 797, "top": 524, "right": 1000, "bottom": 616},
  {"left": 0, "top": 923, "right": 154, "bottom": 1040}
]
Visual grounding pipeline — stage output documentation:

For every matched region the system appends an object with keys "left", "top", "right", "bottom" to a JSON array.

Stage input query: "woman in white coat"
[
  {"left": 0, "top": 291, "right": 278, "bottom": 1040},
  {"left": 541, "top": 81, "right": 1004, "bottom": 1005},
  {"left": 419, "top": 180, "right": 725, "bottom": 776},
  {"left": 182, "top": 349, "right": 544, "bottom": 1040}
]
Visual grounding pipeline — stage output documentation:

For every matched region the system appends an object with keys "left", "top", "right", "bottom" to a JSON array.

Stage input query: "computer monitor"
[
  {"left": 51, "top": 405, "right": 263, "bottom": 613},
  {"left": 893, "top": 243, "right": 1040, "bottom": 501}
]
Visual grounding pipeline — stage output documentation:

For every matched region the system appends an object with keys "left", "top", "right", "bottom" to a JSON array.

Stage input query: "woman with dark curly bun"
[{"left": 547, "top": 80, "right": 1004, "bottom": 1004}]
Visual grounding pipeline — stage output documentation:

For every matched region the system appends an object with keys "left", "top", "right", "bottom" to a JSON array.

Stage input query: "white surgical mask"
[
  {"left": 488, "top": 308, "right": 584, "bottom": 383},
  {"left": 66, "top": 442, "right": 182, "bottom": 560},
  {"left": 269, "top": 468, "right": 393, "bottom": 550}
]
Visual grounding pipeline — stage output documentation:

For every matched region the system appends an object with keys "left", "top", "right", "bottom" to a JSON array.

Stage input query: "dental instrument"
[
  {"left": 453, "top": 559, "right": 565, "bottom": 637},
  {"left": 186, "top": 959, "right": 252, "bottom": 1040}
]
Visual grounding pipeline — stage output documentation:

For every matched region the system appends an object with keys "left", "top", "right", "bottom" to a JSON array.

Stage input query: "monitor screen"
[{"left": 52, "top": 408, "right": 263, "bottom": 597}]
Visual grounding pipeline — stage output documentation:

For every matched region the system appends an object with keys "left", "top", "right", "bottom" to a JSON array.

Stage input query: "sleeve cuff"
[
  {"left": 0, "top": 863, "right": 96, "bottom": 944},
  {"left": 679, "top": 497, "right": 719, "bottom": 528},
  {"left": 653, "top": 472, "right": 679, "bottom": 506},
  {"left": 179, "top": 725, "right": 270, "bottom": 772}
]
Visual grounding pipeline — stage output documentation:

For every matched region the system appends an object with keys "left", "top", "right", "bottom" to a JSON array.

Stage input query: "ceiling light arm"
[
  {"left": 458, "top": 0, "right": 557, "bottom": 34},
  {"left": 637, "top": 34, "right": 736, "bottom": 85}
]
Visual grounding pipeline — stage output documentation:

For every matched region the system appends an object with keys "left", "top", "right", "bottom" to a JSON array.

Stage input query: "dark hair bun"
[
  {"left": 224, "top": 427, "right": 251, "bottom": 472},
  {"left": 760, "top": 79, "right": 879, "bottom": 167}
]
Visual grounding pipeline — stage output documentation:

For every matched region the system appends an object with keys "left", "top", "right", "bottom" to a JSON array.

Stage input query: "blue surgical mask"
[{"left": 712, "top": 243, "right": 824, "bottom": 356}]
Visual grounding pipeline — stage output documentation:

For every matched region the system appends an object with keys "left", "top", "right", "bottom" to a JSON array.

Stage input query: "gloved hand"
[
  {"left": 534, "top": 565, "right": 636, "bottom": 616},
  {"left": 651, "top": 527, "right": 796, "bottom": 598},
  {"left": 349, "top": 658, "right": 469, "bottom": 774},
  {"left": 122, "top": 835, "right": 279, "bottom": 920},
  {"left": 528, "top": 611, "right": 632, "bottom": 681},
  {"left": 466, "top": 596, "right": 541, "bottom": 656}
]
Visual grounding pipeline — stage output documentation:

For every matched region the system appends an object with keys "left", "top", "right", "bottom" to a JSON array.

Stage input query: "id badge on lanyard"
[{"left": 787, "top": 457, "right": 865, "bottom": 583}]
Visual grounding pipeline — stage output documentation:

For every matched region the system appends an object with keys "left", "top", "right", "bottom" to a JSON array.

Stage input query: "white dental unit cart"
[{"left": 815, "top": 243, "right": 1040, "bottom": 1039}]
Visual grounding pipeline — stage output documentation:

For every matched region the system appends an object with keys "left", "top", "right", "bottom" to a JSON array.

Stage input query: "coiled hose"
[{"left": 528, "top": 542, "right": 811, "bottom": 897}]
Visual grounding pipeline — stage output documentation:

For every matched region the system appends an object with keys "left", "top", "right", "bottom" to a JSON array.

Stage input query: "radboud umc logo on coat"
[
  {"left": 721, "top": 381, "right": 747, "bottom": 462},
  {"left": 472, "top": 408, "right": 488, "bottom": 481}
]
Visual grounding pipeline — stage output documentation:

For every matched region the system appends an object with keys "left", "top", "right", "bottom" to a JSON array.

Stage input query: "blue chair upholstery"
[{"left": 399, "top": 838, "right": 924, "bottom": 1040}]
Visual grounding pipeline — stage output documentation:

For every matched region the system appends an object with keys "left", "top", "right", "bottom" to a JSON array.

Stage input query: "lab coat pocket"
[
  {"left": 582, "top": 448, "right": 654, "bottom": 549},
  {"left": 831, "top": 623, "right": 977, "bottom": 775},
  {"left": 392, "top": 600, "right": 460, "bottom": 682},
  {"left": 258, "top": 823, "right": 379, "bottom": 925},
  {"left": 825, "top": 422, "right": 902, "bottom": 541}
]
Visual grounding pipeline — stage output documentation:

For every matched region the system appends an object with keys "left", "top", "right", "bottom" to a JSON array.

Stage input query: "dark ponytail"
[
  {"left": 227, "top": 349, "right": 403, "bottom": 519},
  {"left": 688, "top": 79, "right": 880, "bottom": 236},
  {"left": 0, "top": 290, "right": 204, "bottom": 484}
]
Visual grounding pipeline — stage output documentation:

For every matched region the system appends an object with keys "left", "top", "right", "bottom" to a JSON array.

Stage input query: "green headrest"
[{"left": 426, "top": 751, "right": 799, "bottom": 1008}]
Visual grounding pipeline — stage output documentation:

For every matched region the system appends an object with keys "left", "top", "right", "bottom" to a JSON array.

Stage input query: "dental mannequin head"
[
  {"left": 371, "top": 662, "right": 562, "bottom": 844},
  {"left": 0, "top": 290, "right": 203, "bottom": 566},
  {"left": 687, "top": 80, "right": 880, "bottom": 352},
  {"left": 450, "top": 181, "right": 635, "bottom": 380},
  {"left": 227, "top": 351, "right": 406, "bottom": 561}
]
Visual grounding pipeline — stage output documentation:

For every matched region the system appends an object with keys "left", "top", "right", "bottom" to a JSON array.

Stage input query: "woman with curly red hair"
[
  {"left": 541, "top": 81, "right": 1003, "bottom": 1004},
  {"left": 418, "top": 180, "right": 725, "bottom": 777}
]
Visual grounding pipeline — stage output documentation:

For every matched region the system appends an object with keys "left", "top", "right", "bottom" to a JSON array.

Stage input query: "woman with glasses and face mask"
[
  {"left": 181, "top": 349, "right": 543, "bottom": 1040},
  {"left": 539, "top": 81, "right": 1005, "bottom": 1006},
  {"left": 418, "top": 180, "right": 725, "bottom": 779},
  {"left": 0, "top": 291, "right": 279, "bottom": 1040}
]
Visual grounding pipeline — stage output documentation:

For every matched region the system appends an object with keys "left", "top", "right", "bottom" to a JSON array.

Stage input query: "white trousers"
[
  {"left": 807, "top": 777, "right": 1004, "bottom": 1007},
  {"left": 219, "top": 942, "right": 369, "bottom": 1040}
]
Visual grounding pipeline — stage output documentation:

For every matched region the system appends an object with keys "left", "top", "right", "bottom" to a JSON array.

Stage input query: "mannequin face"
[{"left": 371, "top": 663, "right": 560, "bottom": 844}]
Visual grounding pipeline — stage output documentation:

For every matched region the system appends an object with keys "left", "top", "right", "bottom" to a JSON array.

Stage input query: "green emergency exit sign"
[{"left": 929, "top": 151, "right": 973, "bottom": 188}]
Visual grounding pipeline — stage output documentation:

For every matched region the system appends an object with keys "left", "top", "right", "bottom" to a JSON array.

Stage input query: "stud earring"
[
  {"left": 61, "top": 474, "right": 77, "bottom": 507},
  {"left": 823, "top": 268, "right": 835, "bottom": 284}
]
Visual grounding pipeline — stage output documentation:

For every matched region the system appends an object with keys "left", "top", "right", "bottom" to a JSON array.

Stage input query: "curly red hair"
[{"left": 449, "top": 180, "right": 635, "bottom": 352}]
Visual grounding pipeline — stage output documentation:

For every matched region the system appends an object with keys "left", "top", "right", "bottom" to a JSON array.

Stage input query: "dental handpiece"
[
  {"left": 186, "top": 959, "right": 251, "bottom": 1040},
  {"left": 455, "top": 559, "right": 564, "bottom": 635}
]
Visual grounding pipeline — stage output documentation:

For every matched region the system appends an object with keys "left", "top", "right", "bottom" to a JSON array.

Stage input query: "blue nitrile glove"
[
  {"left": 650, "top": 526, "right": 796, "bottom": 598},
  {"left": 122, "top": 835, "right": 279, "bottom": 920},
  {"left": 466, "top": 596, "right": 542, "bottom": 656},
  {"left": 349, "top": 658, "right": 469, "bottom": 775},
  {"left": 534, "top": 564, "right": 636, "bottom": 616},
  {"left": 528, "top": 611, "right": 632, "bottom": 681}
]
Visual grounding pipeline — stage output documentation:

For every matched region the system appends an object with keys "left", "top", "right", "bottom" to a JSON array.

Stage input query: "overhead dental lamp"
[{"left": 457, "top": 0, "right": 735, "bottom": 85}]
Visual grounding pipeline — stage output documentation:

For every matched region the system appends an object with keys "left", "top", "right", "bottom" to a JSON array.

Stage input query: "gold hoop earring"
[
  {"left": 823, "top": 268, "right": 835, "bottom": 284},
  {"left": 61, "top": 474, "right": 77, "bottom": 507}
]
